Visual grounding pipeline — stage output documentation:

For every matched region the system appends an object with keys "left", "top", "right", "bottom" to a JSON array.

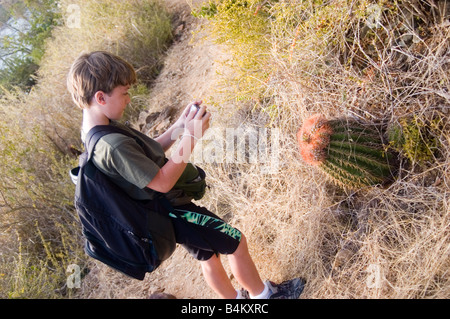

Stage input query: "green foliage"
[
  {"left": 321, "top": 119, "right": 395, "bottom": 189},
  {"left": 194, "top": 0, "right": 273, "bottom": 100},
  {"left": 192, "top": 0, "right": 218, "bottom": 19},
  {"left": 0, "top": 56, "right": 38, "bottom": 88},
  {"left": 0, "top": 89, "right": 83, "bottom": 298},
  {"left": 0, "top": 0, "right": 60, "bottom": 92},
  {"left": 198, "top": 0, "right": 382, "bottom": 111},
  {"left": 388, "top": 115, "right": 443, "bottom": 166},
  {"left": 82, "top": 0, "right": 173, "bottom": 84}
]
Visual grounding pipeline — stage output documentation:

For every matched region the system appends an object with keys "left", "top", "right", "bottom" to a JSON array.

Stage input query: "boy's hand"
[
  {"left": 183, "top": 101, "right": 211, "bottom": 140},
  {"left": 183, "top": 100, "right": 203, "bottom": 118},
  {"left": 174, "top": 101, "right": 201, "bottom": 125},
  {"left": 173, "top": 101, "right": 202, "bottom": 128}
]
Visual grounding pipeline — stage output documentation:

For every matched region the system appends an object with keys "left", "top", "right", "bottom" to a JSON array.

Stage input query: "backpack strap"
[
  {"left": 84, "top": 125, "right": 141, "bottom": 161},
  {"left": 82, "top": 124, "right": 171, "bottom": 204}
]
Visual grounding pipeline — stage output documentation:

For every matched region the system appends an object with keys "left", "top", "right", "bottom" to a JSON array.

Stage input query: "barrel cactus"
[{"left": 297, "top": 114, "right": 395, "bottom": 189}]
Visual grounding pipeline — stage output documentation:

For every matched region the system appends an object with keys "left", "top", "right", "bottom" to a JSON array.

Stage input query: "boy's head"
[{"left": 67, "top": 51, "right": 137, "bottom": 109}]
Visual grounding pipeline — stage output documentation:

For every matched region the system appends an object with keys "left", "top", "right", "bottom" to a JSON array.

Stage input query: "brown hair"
[{"left": 67, "top": 51, "right": 137, "bottom": 109}]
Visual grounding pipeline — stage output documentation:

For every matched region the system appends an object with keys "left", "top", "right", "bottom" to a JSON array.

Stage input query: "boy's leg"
[
  {"left": 200, "top": 234, "right": 265, "bottom": 299},
  {"left": 200, "top": 254, "right": 237, "bottom": 299},
  {"left": 227, "top": 234, "right": 265, "bottom": 297},
  {"left": 169, "top": 203, "right": 265, "bottom": 298}
]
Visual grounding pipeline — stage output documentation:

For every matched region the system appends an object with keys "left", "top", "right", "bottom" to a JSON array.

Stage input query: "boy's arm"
[
  {"left": 147, "top": 103, "right": 210, "bottom": 193},
  {"left": 154, "top": 123, "right": 183, "bottom": 152},
  {"left": 146, "top": 134, "right": 196, "bottom": 193}
]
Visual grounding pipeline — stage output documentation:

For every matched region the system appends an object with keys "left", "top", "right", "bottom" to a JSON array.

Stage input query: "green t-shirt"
[{"left": 87, "top": 121, "right": 166, "bottom": 200}]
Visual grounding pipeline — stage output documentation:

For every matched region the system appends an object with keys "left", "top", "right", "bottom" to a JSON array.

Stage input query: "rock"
[{"left": 333, "top": 248, "right": 354, "bottom": 268}]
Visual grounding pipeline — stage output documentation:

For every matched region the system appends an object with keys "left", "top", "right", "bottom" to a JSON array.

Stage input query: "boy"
[{"left": 67, "top": 51, "right": 305, "bottom": 299}]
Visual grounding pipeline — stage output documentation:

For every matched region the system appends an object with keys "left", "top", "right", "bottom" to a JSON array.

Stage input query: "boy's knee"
[
  {"left": 240, "top": 233, "right": 247, "bottom": 246},
  {"left": 201, "top": 253, "right": 221, "bottom": 270},
  {"left": 232, "top": 233, "right": 249, "bottom": 257}
]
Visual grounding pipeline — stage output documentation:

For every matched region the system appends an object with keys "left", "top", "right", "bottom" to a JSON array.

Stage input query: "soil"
[
  {"left": 130, "top": 0, "right": 230, "bottom": 299},
  {"left": 135, "top": 0, "right": 229, "bottom": 138}
]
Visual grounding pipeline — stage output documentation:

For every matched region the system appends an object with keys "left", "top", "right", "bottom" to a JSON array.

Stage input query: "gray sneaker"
[{"left": 266, "top": 277, "right": 306, "bottom": 299}]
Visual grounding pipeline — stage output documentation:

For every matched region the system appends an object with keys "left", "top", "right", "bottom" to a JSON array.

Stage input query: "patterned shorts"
[{"left": 169, "top": 202, "right": 242, "bottom": 261}]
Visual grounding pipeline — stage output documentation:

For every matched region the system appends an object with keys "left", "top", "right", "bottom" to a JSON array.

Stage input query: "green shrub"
[
  {"left": 0, "top": 0, "right": 60, "bottom": 93},
  {"left": 0, "top": 88, "right": 83, "bottom": 298},
  {"left": 194, "top": 0, "right": 273, "bottom": 101},
  {"left": 388, "top": 115, "right": 444, "bottom": 166}
]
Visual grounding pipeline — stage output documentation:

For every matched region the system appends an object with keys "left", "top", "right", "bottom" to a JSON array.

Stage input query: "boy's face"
[{"left": 102, "top": 85, "right": 131, "bottom": 120}]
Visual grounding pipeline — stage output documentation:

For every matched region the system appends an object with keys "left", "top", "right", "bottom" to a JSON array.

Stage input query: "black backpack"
[{"left": 70, "top": 125, "right": 177, "bottom": 280}]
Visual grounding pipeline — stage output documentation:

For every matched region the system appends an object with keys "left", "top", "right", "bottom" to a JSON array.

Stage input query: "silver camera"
[{"left": 190, "top": 104, "right": 206, "bottom": 117}]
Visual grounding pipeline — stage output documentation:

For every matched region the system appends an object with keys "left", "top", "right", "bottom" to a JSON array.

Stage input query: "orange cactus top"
[{"left": 297, "top": 114, "right": 332, "bottom": 166}]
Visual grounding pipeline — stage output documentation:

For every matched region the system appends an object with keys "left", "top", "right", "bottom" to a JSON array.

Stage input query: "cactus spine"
[{"left": 297, "top": 115, "right": 394, "bottom": 189}]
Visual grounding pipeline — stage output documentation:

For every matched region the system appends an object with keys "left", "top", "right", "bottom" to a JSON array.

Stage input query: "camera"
[{"left": 190, "top": 104, "right": 206, "bottom": 117}]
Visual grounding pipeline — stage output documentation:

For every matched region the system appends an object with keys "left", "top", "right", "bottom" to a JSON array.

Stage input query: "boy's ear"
[{"left": 94, "top": 91, "right": 107, "bottom": 105}]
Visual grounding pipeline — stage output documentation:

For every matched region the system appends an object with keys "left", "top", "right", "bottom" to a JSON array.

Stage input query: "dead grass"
[
  {"left": 0, "top": 0, "right": 173, "bottom": 299},
  {"left": 147, "top": 0, "right": 449, "bottom": 299},
  {"left": 65, "top": 0, "right": 450, "bottom": 300},
  {"left": 75, "top": 0, "right": 449, "bottom": 299},
  {"left": 1, "top": 0, "right": 448, "bottom": 299}
]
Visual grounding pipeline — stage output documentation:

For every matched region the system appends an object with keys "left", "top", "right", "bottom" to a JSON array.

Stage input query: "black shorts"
[{"left": 169, "top": 202, "right": 242, "bottom": 261}]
